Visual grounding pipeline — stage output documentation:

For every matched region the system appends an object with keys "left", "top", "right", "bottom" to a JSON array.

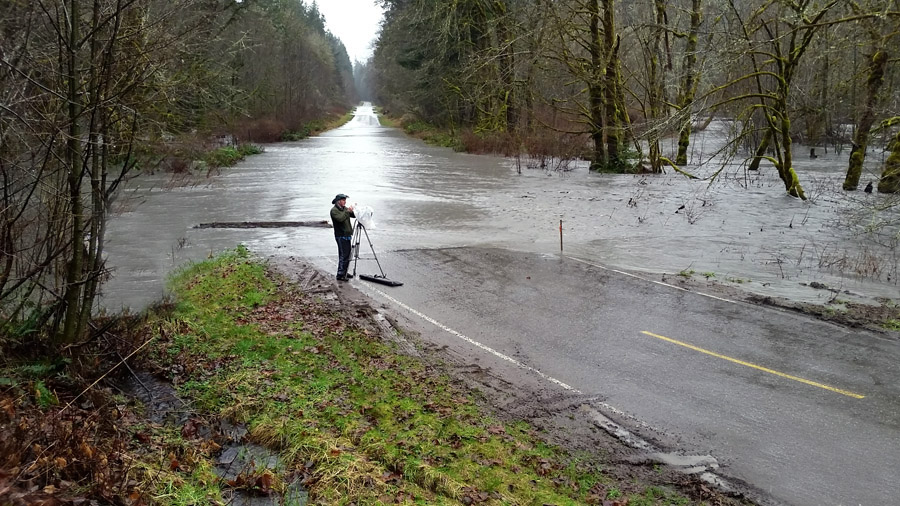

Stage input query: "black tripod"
[{"left": 350, "top": 222, "right": 403, "bottom": 286}]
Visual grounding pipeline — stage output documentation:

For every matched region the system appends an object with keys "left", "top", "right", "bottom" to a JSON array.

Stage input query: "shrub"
[
  {"left": 282, "top": 126, "right": 311, "bottom": 141},
  {"left": 240, "top": 119, "right": 287, "bottom": 143},
  {"left": 203, "top": 143, "right": 263, "bottom": 168},
  {"left": 402, "top": 120, "right": 431, "bottom": 135}
]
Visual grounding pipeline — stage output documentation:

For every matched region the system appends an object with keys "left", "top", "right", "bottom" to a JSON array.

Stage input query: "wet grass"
[
  {"left": 312, "top": 111, "right": 355, "bottom": 134},
  {"left": 146, "top": 245, "right": 697, "bottom": 504},
  {"left": 203, "top": 143, "right": 263, "bottom": 168},
  {"left": 282, "top": 111, "right": 355, "bottom": 141},
  {"left": 375, "top": 106, "right": 399, "bottom": 128},
  {"left": 401, "top": 120, "right": 461, "bottom": 149}
]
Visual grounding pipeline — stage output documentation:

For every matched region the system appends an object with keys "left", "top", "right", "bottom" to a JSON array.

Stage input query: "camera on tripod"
[{"left": 350, "top": 206, "right": 402, "bottom": 287}]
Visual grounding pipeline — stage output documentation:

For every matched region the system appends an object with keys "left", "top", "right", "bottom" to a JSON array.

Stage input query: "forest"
[
  {"left": 360, "top": 0, "right": 900, "bottom": 199},
  {"left": 1, "top": 0, "right": 355, "bottom": 345}
]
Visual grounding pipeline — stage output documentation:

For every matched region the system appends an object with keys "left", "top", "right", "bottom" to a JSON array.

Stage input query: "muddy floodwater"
[{"left": 102, "top": 104, "right": 898, "bottom": 311}]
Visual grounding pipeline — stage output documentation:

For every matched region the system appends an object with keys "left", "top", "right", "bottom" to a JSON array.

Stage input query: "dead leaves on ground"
[{"left": 0, "top": 389, "right": 142, "bottom": 504}]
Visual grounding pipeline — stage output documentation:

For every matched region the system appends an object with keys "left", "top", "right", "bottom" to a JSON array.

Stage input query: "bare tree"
[{"left": 1, "top": 0, "right": 240, "bottom": 344}]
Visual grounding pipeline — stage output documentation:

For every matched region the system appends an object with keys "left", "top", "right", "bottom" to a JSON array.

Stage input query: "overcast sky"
[{"left": 314, "top": 0, "right": 385, "bottom": 63}]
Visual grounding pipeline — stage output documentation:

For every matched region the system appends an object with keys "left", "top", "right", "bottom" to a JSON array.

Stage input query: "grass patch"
[
  {"left": 884, "top": 319, "right": 900, "bottom": 331},
  {"left": 143, "top": 246, "right": 697, "bottom": 504},
  {"left": 375, "top": 107, "right": 399, "bottom": 127},
  {"left": 203, "top": 143, "right": 263, "bottom": 168},
  {"left": 400, "top": 119, "right": 462, "bottom": 149},
  {"left": 282, "top": 111, "right": 355, "bottom": 141}
]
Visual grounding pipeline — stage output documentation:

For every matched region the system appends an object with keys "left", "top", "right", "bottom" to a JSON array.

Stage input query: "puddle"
[
  {"left": 581, "top": 403, "right": 735, "bottom": 493},
  {"left": 124, "top": 371, "right": 189, "bottom": 425},
  {"left": 121, "top": 371, "right": 307, "bottom": 504},
  {"left": 216, "top": 443, "right": 308, "bottom": 506}
]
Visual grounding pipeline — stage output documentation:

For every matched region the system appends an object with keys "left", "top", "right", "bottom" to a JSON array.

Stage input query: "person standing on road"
[{"left": 330, "top": 193, "right": 355, "bottom": 281}]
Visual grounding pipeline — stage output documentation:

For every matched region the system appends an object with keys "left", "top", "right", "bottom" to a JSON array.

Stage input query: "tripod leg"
[
  {"left": 351, "top": 223, "right": 361, "bottom": 277},
  {"left": 360, "top": 225, "right": 387, "bottom": 278}
]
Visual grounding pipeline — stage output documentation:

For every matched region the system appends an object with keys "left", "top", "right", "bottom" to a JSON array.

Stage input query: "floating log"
[{"left": 194, "top": 220, "right": 331, "bottom": 229}]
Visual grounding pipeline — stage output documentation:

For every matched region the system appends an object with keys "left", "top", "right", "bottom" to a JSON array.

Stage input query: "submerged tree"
[
  {"left": 674, "top": 0, "right": 705, "bottom": 166},
  {"left": 842, "top": 0, "right": 900, "bottom": 191},
  {"left": 370, "top": 0, "right": 897, "bottom": 196},
  {"left": 720, "top": 0, "right": 842, "bottom": 199},
  {"left": 878, "top": 118, "right": 900, "bottom": 193},
  {"left": 545, "top": 0, "right": 631, "bottom": 171}
]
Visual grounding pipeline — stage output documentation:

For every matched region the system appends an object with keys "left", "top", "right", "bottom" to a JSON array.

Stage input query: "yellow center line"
[{"left": 641, "top": 331, "right": 865, "bottom": 399}]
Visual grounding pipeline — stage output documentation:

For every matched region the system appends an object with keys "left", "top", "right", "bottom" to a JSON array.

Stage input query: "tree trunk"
[
  {"left": 748, "top": 127, "right": 771, "bottom": 171},
  {"left": 647, "top": 0, "right": 668, "bottom": 173},
  {"left": 61, "top": 0, "right": 85, "bottom": 344},
  {"left": 818, "top": 28, "right": 832, "bottom": 145},
  {"left": 843, "top": 50, "right": 888, "bottom": 191},
  {"left": 675, "top": 0, "right": 702, "bottom": 166},
  {"left": 612, "top": 43, "right": 631, "bottom": 146},
  {"left": 495, "top": 1, "right": 517, "bottom": 132},
  {"left": 777, "top": 95, "right": 805, "bottom": 199},
  {"left": 588, "top": 0, "right": 608, "bottom": 170},
  {"left": 79, "top": 0, "right": 103, "bottom": 333},
  {"left": 878, "top": 127, "right": 900, "bottom": 193},
  {"left": 601, "top": 0, "right": 622, "bottom": 169}
]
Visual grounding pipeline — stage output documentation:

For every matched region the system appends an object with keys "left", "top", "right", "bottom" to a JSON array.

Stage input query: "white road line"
[
  {"left": 357, "top": 279, "right": 736, "bottom": 493},
  {"left": 363, "top": 284, "right": 580, "bottom": 393},
  {"left": 359, "top": 280, "right": 668, "bottom": 439}
]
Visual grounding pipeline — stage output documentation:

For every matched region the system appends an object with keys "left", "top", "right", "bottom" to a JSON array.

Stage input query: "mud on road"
[
  {"left": 661, "top": 274, "right": 900, "bottom": 337},
  {"left": 270, "top": 255, "right": 759, "bottom": 506}
]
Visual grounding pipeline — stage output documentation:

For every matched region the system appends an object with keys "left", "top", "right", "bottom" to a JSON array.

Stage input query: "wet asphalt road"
[{"left": 338, "top": 247, "right": 900, "bottom": 506}]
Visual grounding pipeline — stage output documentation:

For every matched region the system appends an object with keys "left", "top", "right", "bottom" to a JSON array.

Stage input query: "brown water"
[{"left": 102, "top": 104, "right": 898, "bottom": 311}]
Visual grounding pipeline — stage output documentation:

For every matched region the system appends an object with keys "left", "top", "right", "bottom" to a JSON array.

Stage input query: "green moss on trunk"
[{"left": 877, "top": 130, "right": 900, "bottom": 193}]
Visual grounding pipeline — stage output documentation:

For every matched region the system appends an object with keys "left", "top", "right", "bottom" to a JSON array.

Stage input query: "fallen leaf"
[
  {"left": 255, "top": 471, "right": 274, "bottom": 494},
  {"left": 181, "top": 419, "right": 198, "bottom": 439},
  {"left": 0, "top": 399, "right": 14, "bottom": 418},
  {"left": 79, "top": 442, "right": 94, "bottom": 459}
]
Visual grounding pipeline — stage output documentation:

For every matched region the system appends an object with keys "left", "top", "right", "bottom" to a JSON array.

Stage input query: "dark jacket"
[{"left": 331, "top": 205, "right": 355, "bottom": 236}]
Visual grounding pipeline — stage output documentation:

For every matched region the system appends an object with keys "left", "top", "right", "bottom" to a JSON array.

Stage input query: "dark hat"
[{"left": 332, "top": 193, "right": 349, "bottom": 204}]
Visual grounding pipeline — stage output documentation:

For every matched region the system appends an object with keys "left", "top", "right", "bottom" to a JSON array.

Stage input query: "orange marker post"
[{"left": 559, "top": 219, "right": 563, "bottom": 253}]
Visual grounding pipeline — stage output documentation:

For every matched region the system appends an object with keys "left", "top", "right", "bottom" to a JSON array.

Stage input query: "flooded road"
[
  {"left": 103, "top": 104, "right": 898, "bottom": 311},
  {"left": 102, "top": 105, "right": 900, "bottom": 505}
]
